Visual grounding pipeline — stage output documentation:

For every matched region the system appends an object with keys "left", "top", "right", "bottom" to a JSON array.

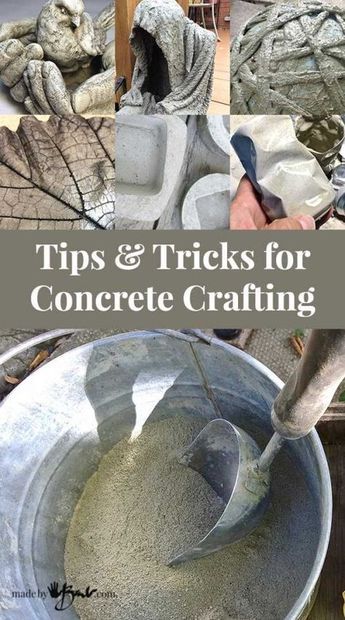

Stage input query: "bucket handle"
[
  {"left": 0, "top": 329, "right": 221, "bottom": 370},
  {"left": 0, "top": 329, "right": 212, "bottom": 369},
  {"left": 0, "top": 329, "right": 81, "bottom": 367},
  {"left": 153, "top": 329, "right": 213, "bottom": 344}
]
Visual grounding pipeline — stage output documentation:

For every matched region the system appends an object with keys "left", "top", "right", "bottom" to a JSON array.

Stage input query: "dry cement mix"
[{"left": 65, "top": 415, "right": 319, "bottom": 620}]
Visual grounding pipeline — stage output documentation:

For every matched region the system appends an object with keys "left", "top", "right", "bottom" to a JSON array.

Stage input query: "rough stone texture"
[
  {"left": 231, "top": 0, "right": 345, "bottom": 117},
  {"left": 0, "top": 115, "right": 115, "bottom": 230},
  {"left": 245, "top": 328, "right": 345, "bottom": 398},
  {"left": 120, "top": 0, "right": 217, "bottom": 115},
  {"left": 0, "top": 1, "right": 114, "bottom": 115},
  {"left": 230, "top": 0, "right": 266, "bottom": 42}
]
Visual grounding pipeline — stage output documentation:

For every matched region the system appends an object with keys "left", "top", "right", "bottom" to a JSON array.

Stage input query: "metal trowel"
[{"left": 169, "top": 330, "right": 345, "bottom": 565}]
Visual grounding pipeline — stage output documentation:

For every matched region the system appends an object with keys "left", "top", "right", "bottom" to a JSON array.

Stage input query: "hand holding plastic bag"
[
  {"left": 231, "top": 116, "right": 335, "bottom": 226},
  {"left": 231, "top": 176, "right": 316, "bottom": 230}
]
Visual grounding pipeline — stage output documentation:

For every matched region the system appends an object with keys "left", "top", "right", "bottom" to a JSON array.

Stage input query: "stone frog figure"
[
  {"left": 120, "top": 0, "right": 217, "bottom": 115},
  {"left": 0, "top": 0, "right": 115, "bottom": 115}
]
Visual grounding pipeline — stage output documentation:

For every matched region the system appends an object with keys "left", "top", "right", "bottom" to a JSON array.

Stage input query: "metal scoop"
[{"left": 169, "top": 330, "right": 345, "bottom": 566}]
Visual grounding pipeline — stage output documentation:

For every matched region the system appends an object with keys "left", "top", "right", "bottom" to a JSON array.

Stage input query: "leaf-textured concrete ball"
[
  {"left": 231, "top": 0, "right": 345, "bottom": 118},
  {"left": 0, "top": 1, "right": 115, "bottom": 115}
]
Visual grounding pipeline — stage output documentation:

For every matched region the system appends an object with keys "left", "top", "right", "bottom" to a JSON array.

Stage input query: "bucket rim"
[{"left": 0, "top": 329, "right": 333, "bottom": 620}]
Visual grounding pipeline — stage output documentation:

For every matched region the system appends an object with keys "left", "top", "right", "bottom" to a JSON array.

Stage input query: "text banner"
[{"left": 0, "top": 231, "right": 342, "bottom": 328}]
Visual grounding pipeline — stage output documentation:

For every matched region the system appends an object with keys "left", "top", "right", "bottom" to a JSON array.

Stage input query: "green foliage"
[{"left": 293, "top": 329, "right": 304, "bottom": 339}]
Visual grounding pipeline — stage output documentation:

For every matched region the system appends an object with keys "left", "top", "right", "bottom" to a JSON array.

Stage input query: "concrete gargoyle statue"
[{"left": 0, "top": 0, "right": 115, "bottom": 115}]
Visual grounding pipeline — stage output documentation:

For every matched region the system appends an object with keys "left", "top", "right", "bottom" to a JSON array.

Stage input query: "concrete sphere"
[{"left": 231, "top": 1, "right": 345, "bottom": 117}]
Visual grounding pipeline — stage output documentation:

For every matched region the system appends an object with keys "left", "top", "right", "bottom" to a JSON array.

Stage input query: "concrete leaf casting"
[
  {"left": 120, "top": 0, "right": 216, "bottom": 115},
  {"left": 0, "top": 1, "right": 115, "bottom": 115},
  {"left": 0, "top": 115, "right": 115, "bottom": 229}
]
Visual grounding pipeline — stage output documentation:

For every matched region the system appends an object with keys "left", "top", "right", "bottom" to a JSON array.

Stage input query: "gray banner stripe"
[{"left": 0, "top": 231, "right": 341, "bottom": 328}]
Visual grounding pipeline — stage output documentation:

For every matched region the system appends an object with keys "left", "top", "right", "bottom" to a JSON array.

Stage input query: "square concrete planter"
[{"left": 115, "top": 114, "right": 230, "bottom": 229}]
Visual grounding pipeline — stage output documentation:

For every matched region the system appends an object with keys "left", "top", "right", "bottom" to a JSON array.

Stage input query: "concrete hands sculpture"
[{"left": 0, "top": 0, "right": 115, "bottom": 115}]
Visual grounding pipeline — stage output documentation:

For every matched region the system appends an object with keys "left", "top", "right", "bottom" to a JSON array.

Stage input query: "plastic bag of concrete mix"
[{"left": 231, "top": 116, "right": 335, "bottom": 223}]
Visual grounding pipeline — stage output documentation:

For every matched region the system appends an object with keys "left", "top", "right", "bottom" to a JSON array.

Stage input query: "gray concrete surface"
[
  {"left": 0, "top": 0, "right": 106, "bottom": 21},
  {"left": 182, "top": 173, "right": 231, "bottom": 229},
  {"left": 116, "top": 114, "right": 230, "bottom": 229},
  {"left": 231, "top": 0, "right": 345, "bottom": 43},
  {"left": 231, "top": 0, "right": 266, "bottom": 41},
  {"left": 0, "top": 0, "right": 111, "bottom": 114},
  {"left": 115, "top": 115, "right": 188, "bottom": 229}
]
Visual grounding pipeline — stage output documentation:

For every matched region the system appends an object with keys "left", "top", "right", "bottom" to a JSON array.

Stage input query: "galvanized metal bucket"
[{"left": 0, "top": 330, "right": 332, "bottom": 620}]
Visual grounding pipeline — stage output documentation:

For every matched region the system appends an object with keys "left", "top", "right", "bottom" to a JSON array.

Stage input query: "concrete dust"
[{"left": 65, "top": 415, "right": 319, "bottom": 620}]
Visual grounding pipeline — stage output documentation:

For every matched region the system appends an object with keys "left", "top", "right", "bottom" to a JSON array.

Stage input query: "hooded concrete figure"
[{"left": 120, "top": 0, "right": 217, "bottom": 114}]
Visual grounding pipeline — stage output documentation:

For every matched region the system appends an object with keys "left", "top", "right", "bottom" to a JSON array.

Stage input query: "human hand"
[
  {"left": 230, "top": 176, "right": 316, "bottom": 230},
  {"left": 0, "top": 39, "right": 43, "bottom": 102},
  {"left": 23, "top": 60, "right": 73, "bottom": 114},
  {"left": 0, "top": 18, "right": 37, "bottom": 44},
  {"left": 72, "top": 67, "right": 115, "bottom": 114}
]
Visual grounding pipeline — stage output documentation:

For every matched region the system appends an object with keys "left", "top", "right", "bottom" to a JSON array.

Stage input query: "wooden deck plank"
[
  {"left": 212, "top": 79, "right": 230, "bottom": 104},
  {"left": 208, "top": 101, "right": 230, "bottom": 114}
]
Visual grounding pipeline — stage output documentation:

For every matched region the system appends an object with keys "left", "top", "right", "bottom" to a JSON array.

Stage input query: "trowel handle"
[{"left": 271, "top": 330, "right": 345, "bottom": 440}]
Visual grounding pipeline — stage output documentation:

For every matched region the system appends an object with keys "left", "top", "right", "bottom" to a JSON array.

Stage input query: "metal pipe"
[{"left": 258, "top": 431, "right": 285, "bottom": 472}]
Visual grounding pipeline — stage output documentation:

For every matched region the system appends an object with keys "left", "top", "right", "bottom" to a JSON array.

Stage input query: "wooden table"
[{"left": 115, "top": 77, "right": 126, "bottom": 110}]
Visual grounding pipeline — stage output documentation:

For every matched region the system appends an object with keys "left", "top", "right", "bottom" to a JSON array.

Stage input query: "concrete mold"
[
  {"left": 182, "top": 174, "right": 231, "bottom": 230},
  {"left": 116, "top": 117, "right": 167, "bottom": 197},
  {"left": 115, "top": 115, "right": 188, "bottom": 228},
  {"left": 201, "top": 115, "right": 231, "bottom": 158},
  {"left": 115, "top": 114, "right": 230, "bottom": 229}
]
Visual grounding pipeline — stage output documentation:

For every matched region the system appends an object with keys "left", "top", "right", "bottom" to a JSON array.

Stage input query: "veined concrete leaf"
[{"left": 0, "top": 115, "right": 115, "bottom": 229}]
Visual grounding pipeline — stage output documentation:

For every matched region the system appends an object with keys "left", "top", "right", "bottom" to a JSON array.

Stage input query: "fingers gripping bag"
[{"left": 231, "top": 116, "right": 335, "bottom": 223}]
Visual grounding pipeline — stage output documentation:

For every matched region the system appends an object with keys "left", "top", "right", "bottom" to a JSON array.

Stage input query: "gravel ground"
[{"left": 0, "top": 329, "right": 126, "bottom": 402}]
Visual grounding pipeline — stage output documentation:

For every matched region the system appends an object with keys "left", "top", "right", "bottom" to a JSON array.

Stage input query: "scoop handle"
[{"left": 271, "top": 330, "right": 345, "bottom": 440}]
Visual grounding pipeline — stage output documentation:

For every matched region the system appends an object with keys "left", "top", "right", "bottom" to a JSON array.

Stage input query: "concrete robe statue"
[{"left": 120, "top": 0, "right": 216, "bottom": 115}]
